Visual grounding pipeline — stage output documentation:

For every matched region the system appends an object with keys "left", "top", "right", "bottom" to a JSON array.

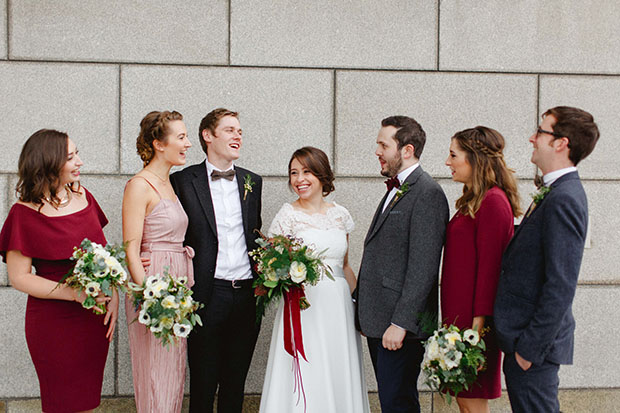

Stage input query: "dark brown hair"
[
  {"left": 543, "top": 106, "right": 600, "bottom": 166},
  {"left": 16, "top": 129, "right": 80, "bottom": 208},
  {"left": 136, "top": 111, "right": 184, "bottom": 166},
  {"left": 197, "top": 108, "right": 239, "bottom": 155},
  {"left": 452, "top": 126, "right": 522, "bottom": 218},
  {"left": 381, "top": 115, "right": 426, "bottom": 159},
  {"left": 288, "top": 146, "right": 335, "bottom": 196}
]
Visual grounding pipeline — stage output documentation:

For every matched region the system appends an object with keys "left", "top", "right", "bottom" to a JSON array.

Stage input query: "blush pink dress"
[{"left": 125, "top": 176, "right": 195, "bottom": 413}]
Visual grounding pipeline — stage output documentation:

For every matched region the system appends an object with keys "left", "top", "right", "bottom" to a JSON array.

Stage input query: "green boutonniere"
[
  {"left": 391, "top": 182, "right": 410, "bottom": 207},
  {"left": 531, "top": 185, "right": 551, "bottom": 205},
  {"left": 243, "top": 174, "right": 255, "bottom": 201}
]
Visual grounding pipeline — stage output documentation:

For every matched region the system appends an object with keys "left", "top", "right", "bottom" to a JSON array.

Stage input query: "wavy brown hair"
[
  {"left": 288, "top": 146, "right": 335, "bottom": 196},
  {"left": 136, "top": 111, "right": 184, "bottom": 166},
  {"left": 452, "top": 126, "right": 522, "bottom": 218},
  {"left": 16, "top": 129, "right": 80, "bottom": 209}
]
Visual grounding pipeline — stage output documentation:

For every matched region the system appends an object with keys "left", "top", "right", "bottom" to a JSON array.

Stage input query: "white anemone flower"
[
  {"left": 93, "top": 266, "right": 109, "bottom": 278},
  {"left": 176, "top": 276, "right": 188, "bottom": 285},
  {"left": 138, "top": 309, "right": 151, "bottom": 325},
  {"left": 161, "top": 295, "right": 179, "bottom": 309},
  {"left": 145, "top": 276, "right": 159, "bottom": 288},
  {"left": 444, "top": 350, "right": 463, "bottom": 370},
  {"left": 150, "top": 322, "right": 164, "bottom": 333},
  {"left": 173, "top": 323, "right": 192, "bottom": 338},
  {"left": 463, "top": 329, "right": 480, "bottom": 346},
  {"left": 85, "top": 281, "right": 101, "bottom": 296},
  {"left": 151, "top": 281, "right": 168, "bottom": 298},
  {"left": 289, "top": 261, "right": 307, "bottom": 283},
  {"left": 143, "top": 287, "right": 156, "bottom": 300}
]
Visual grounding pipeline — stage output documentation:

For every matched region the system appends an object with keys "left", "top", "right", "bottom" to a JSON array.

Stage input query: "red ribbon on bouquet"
[{"left": 283, "top": 286, "right": 308, "bottom": 412}]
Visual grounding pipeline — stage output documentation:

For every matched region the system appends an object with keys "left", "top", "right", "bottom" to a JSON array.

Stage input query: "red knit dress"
[
  {"left": 0, "top": 188, "right": 110, "bottom": 412},
  {"left": 440, "top": 186, "right": 514, "bottom": 399}
]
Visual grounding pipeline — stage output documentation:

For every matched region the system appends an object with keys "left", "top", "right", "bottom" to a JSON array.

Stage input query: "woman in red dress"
[
  {"left": 0, "top": 129, "right": 118, "bottom": 412},
  {"left": 442, "top": 126, "right": 522, "bottom": 413}
]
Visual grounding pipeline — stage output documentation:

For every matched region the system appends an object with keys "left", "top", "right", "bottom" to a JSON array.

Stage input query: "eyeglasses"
[{"left": 536, "top": 128, "right": 570, "bottom": 147}]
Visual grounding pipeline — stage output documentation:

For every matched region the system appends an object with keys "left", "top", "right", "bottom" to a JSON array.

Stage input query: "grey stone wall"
[{"left": 1, "top": 1, "right": 618, "bottom": 411}]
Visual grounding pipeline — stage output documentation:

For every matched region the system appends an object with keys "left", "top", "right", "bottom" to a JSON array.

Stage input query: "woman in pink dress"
[
  {"left": 123, "top": 111, "right": 194, "bottom": 412},
  {"left": 0, "top": 129, "right": 118, "bottom": 412},
  {"left": 442, "top": 126, "right": 522, "bottom": 413}
]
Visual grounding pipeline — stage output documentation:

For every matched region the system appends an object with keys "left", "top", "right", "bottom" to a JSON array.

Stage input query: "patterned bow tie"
[
  {"left": 385, "top": 176, "right": 400, "bottom": 191},
  {"left": 211, "top": 169, "right": 235, "bottom": 181}
]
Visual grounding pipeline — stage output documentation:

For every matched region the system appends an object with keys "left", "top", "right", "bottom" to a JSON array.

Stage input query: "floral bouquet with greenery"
[
  {"left": 249, "top": 233, "right": 333, "bottom": 322},
  {"left": 128, "top": 269, "right": 203, "bottom": 347},
  {"left": 60, "top": 238, "right": 128, "bottom": 313},
  {"left": 422, "top": 324, "right": 487, "bottom": 404}
]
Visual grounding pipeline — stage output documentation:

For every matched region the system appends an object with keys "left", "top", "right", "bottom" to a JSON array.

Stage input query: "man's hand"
[
  {"left": 515, "top": 352, "right": 532, "bottom": 371},
  {"left": 382, "top": 324, "right": 406, "bottom": 351}
]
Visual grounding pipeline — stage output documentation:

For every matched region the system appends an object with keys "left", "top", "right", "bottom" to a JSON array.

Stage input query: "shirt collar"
[
  {"left": 205, "top": 158, "right": 235, "bottom": 176},
  {"left": 543, "top": 166, "right": 577, "bottom": 186},
  {"left": 397, "top": 162, "right": 419, "bottom": 184}
]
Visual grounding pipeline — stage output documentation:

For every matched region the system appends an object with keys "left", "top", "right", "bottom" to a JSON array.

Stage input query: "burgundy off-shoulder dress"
[{"left": 0, "top": 188, "right": 110, "bottom": 412}]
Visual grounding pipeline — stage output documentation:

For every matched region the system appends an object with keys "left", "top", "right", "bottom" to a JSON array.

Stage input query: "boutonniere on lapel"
[
  {"left": 526, "top": 186, "right": 551, "bottom": 217},
  {"left": 390, "top": 182, "right": 409, "bottom": 207},
  {"left": 243, "top": 174, "right": 255, "bottom": 201}
]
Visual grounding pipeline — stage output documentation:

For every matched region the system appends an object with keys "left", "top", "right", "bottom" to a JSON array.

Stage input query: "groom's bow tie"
[
  {"left": 385, "top": 176, "right": 400, "bottom": 191},
  {"left": 211, "top": 169, "right": 235, "bottom": 181}
]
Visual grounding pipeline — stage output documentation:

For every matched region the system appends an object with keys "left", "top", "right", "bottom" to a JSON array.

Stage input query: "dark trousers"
[
  {"left": 503, "top": 352, "right": 561, "bottom": 413},
  {"left": 188, "top": 281, "right": 260, "bottom": 413},
  {"left": 367, "top": 336, "right": 425, "bottom": 413}
]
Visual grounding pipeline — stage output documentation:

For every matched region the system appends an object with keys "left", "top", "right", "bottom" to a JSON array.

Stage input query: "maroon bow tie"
[
  {"left": 211, "top": 169, "right": 235, "bottom": 181},
  {"left": 385, "top": 176, "right": 400, "bottom": 191}
]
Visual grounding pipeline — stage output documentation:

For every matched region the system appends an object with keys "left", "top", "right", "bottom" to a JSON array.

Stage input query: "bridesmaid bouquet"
[
  {"left": 128, "top": 269, "right": 203, "bottom": 347},
  {"left": 422, "top": 324, "right": 487, "bottom": 404},
  {"left": 249, "top": 233, "right": 333, "bottom": 322},
  {"left": 60, "top": 238, "right": 128, "bottom": 313}
]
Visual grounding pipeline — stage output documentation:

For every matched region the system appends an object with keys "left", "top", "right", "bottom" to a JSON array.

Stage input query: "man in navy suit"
[
  {"left": 494, "top": 106, "right": 600, "bottom": 413},
  {"left": 171, "top": 108, "right": 262, "bottom": 413}
]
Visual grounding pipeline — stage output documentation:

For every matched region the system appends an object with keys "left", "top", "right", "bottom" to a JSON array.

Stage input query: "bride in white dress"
[{"left": 259, "top": 147, "right": 370, "bottom": 413}]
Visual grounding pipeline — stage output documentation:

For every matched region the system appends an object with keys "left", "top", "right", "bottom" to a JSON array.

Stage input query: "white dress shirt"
[
  {"left": 543, "top": 166, "right": 577, "bottom": 186},
  {"left": 382, "top": 162, "right": 420, "bottom": 213},
  {"left": 206, "top": 160, "right": 252, "bottom": 281}
]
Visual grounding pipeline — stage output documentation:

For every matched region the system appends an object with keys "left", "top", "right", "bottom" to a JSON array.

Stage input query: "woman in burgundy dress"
[
  {"left": 442, "top": 126, "right": 522, "bottom": 413},
  {"left": 0, "top": 129, "right": 118, "bottom": 413}
]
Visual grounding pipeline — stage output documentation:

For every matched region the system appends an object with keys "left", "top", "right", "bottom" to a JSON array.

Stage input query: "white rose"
[
  {"left": 289, "top": 261, "right": 307, "bottom": 284},
  {"left": 173, "top": 323, "right": 192, "bottom": 338}
]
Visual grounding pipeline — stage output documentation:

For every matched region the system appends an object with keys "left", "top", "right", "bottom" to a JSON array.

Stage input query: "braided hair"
[
  {"left": 136, "top": 111, "right": 184, "bottom": 166},
  {"left": 452, "top": 126, "right": 522, "bottom": 218}
]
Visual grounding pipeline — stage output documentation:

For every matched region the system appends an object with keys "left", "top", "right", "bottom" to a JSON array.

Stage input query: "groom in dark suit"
[
  {"left": 170, "top": 108, "right": 262, "bottom": 413},
  {"left": 356, "top": 116, "right": 449, "bottom": 413},
  {"left": 494, "top": 106, "right": 600, "bottom": 413}
]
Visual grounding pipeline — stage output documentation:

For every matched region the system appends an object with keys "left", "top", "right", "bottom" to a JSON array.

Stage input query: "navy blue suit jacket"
[{"left": 494, "top": 171, "right": 588, "bottom": 366}]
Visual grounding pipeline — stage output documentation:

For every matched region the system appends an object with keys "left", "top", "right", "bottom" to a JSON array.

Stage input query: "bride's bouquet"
[
  {"left": 422, "top": 324, "right": 487, "bottom": 404},
  {"left": 249, "top": 233, "right": 333, "bottom": 322},
  {"left": 60, "top": 238, "right": 128, "bottom": 313},
  {"left": 128, "top": 269, "right": 203, "bottom": 347}
]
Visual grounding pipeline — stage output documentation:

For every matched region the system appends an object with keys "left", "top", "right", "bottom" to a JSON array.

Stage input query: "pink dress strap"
[{"left": 128, "top": 175, "right": 163, "bottom": 200}]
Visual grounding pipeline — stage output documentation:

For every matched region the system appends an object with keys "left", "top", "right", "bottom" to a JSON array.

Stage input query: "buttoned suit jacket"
[
  {"left": 494, "top": 171, "right": 587, "bottom": 366},
  {"left": 170, "top": 162, "right": 262, "bottom": 306},
  {"left": 356, "top": 166, "right": 449, "bottom": 339}
]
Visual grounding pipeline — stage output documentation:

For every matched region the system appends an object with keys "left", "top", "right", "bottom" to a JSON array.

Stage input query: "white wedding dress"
[{"left": 259, "top": 202, "right": 370, "bottom": 413}]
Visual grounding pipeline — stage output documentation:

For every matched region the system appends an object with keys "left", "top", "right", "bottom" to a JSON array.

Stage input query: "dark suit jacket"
[
  {"left": 170, "top": 162, "right": 262, "bottom": 306},
  {"left": 356, "top": 166, "right": 449, "bottom": 339},
  {"left": 494, "top": 171, "right": 587, "bottom": 366}
]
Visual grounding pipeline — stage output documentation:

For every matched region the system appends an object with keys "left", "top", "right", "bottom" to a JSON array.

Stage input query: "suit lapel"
[
  {"left": 191, "top": 168, "right": 218, "bottom": 237},
  {"left": 236, "top": 169, "right": 249, "bottom": 236},
  {"left": 365, "top": 166, "right": 423, "bottom": 245},
  {"left": 364, "top": 190, "right": 390, "bottom": 245}
]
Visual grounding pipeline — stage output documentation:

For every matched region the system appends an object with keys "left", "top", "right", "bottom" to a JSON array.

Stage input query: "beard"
[{"left": 380, "top": 153, "right": 403, "bottom": 177}]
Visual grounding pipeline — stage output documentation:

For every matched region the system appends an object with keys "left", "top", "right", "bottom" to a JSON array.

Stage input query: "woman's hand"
[
  {"left": 104, "top": 289, "right": 119, "bottom": 342},
  {"left": 72, "top": 289, "right": 109, "bottom": 314}
]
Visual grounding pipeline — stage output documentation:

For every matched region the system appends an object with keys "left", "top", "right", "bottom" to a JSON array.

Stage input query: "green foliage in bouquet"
[
  {"left": 422, "top": 324, "right": 487, "bottom": 405},
  {"left": 129, "top": 268, "right": 203, "bottom": 347},
  {"left": 59, "top": 238, "right": 128, "bottom": 313},
  {"left": 250, "top": 233, "right": 333, "bottom": 323}
]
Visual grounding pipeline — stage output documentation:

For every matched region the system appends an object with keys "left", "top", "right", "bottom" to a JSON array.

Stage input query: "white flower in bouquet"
[
  {"left": 162, "top": 295, "right": 179, "bottom": 309},
  {"left": 180, "top": 296, "right": 193, "bottom": 309},
  {"left": 444, "top": 331, "right": 462, "bottom": 347},
  {"left": 145, "top": 276, "right": 159, "bottom": 288},
  {"left": 85, "top": 281, "right": 101, "bottom": 296},
  {"left": 143, "top": 287, "right": 157, "bottom": 300},
  {"left": 150, "top": 322, "right": 164, "bottom": 333},
  {"left": 160, "top": 316, "right": 174, "bottom": 330},
  {"left": 93, "top": 266, "right": 110, "bottom": 278},
  {"left": 151, "top": 281, "right": 168, "bottom": 298},
  {"left": 463, "top": 329, "right": 480, "bottom": 345},
  {"left": 266, "top": 269, "right": 278, "bottom": 282},
  {"left": 138, "top": 309, "right": 151, "bottom": 325},
  {"left": 444, "top": 350, "right": 463, "bottom": 369},
  {"left": 289, "top": 261, "right": 307, "bottom": 283},
  {"left": 143, "top": 299, "right": 155, "bottom": 310},
  {"left": 173, "top": 323, "right": 192, "bottom": 338},
  {"left": 177, "top": 275, "right": 188, "bottom": 285},
  {"left": 423, "top": 338, "right": 441, "bottom": 364}
]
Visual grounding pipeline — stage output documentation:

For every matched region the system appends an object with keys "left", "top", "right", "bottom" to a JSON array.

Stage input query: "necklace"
[
  {"left": 45, "top": 186, "right": 72, "bottom": 208},
  {"left": 144, "top": 168, "right": 168, "bottom": 183}
]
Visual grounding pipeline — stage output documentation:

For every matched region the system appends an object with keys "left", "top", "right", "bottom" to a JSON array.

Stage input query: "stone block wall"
[{"left": 1, "top": 1, "right": 618, "bottom": 411}]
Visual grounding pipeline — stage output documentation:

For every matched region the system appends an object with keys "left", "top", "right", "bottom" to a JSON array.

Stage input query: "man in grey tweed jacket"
[{"left": 355, "top": 115, "right": 448, "bottom": 413}]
